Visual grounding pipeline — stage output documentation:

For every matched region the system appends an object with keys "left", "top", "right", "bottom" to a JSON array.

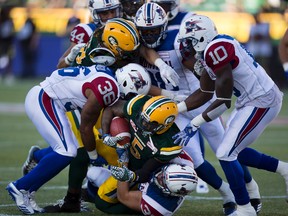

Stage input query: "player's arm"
[
  {"left": 57, "top": 43, "right": 77, "bottom": 68},
  {"left": 134, "top": 158, "right": 166, "bottom": 183},
  {"left": 117, "top": 181, "right": 142, "bottom": 212},
  {"left": 201, "top": 63, "right": 233, "bottom": 121},
  {"left": 80, "top": 89, "right": 103, "bottom": 155},
  {"left": 140, "top": 46, "right": 180, "bottom": 87},
  {"left": 101, "top": 99, "right": 126, "bottom": 135},
  {"left": 177, "top": 69, "right": 215, "bottom": 113}
]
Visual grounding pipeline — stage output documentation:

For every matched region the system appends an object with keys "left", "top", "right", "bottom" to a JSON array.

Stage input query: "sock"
[
  {"left": 276, "top": 161, "right": 288, "bottom": 176},
  {"left": 238, "top": 148, "right": 278, "bottom": 172},
  {"left": 33, "top": 147, "right": 53, "bottom": 162},
  {"left": 246, "top": 178, "right": 260, "bottom": 199},
  {"left": 218, "top": 181, "right": 235, "bottom": 204},
  {"left": 220, "top": 160, "right": 250, "bottom": 205},
  {"left": 68, "top": 147, "right": 89, "bottom": 191},
  {"left": 16, "top": 151, "right": 73, "bottom": 192},
  {"left": 241, "top": 164, "right": 252, "bottom": 183},
  {"left": 195, "top": 160, "right": 222, "bottom": 189}
]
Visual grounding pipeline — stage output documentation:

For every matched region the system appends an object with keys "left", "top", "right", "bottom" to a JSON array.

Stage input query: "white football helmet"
[
  {"left": 88, "top": 0, "right": 122, "bottom": 25},
  {"left": 153, "top": 164, "right": 198, "bottom": 196},
  {"left": 120, "top": 0, "right": 146, "bottom": 21},
  {"left": 150, "top": 0, "right": 180, "bottom": 21},
  {"left": 135, "top": 2, "right": 168, "bottom": 48},
  {"left": 115, "top": 63, "right": 151, "bottom": 99},
  {"left": 178, "top": 15, "right": 218, "bottom": 52}
]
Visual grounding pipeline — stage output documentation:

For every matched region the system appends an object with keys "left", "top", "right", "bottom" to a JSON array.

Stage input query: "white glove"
[
  {"left": 194, "top": 59, "right": 205, "bottom": 76},
  {"left": 161, "top": 89, "right": 188, "bottom": 103},
  {"left": 154, "top": 58, "right": 180, "bottom": 87},
  {"left": 64, "top": 43, "right": 85, "bottom": 65}
]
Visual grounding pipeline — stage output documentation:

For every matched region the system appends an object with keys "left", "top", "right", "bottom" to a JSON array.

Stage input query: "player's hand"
[
  {"left": 103, "top": 134, "right": 124, "bottom": 148},
  {"left": 161, "top": 89, "right": 188, "bottom": 103},
  {"left": 155, "top": 58, "right": 180, "bottom": 87},
  {"left": 65, "top": 43, "right": 85, "bottom": 65},
  {"left": 110, "top": 165, "right": 135, "bottom": 182},
  {"left": 172, "top": 123, "right": 199, "bottom": 146},
  {"left": 194, "top": 59, "right": 205, "bottom": 76},
  {"left": 90, "top": 155, "right": 108, "bottom": 167}
]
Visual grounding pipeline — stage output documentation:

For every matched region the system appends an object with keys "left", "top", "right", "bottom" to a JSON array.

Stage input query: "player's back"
[
  {"left": 204, "top": 34, "right": 275, "bottom": 105},
  {"left": 70, "top": 22, "right": 98, "bottom": 44},
  {"left": 40, "top": 65, "right": 119, "bottom": 111},
  {"left": 124, "top": 95, "right": 182, "bottom": 171}
]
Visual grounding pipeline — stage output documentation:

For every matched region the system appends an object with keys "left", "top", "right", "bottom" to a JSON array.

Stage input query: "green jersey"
[
  {"left": 72, "top": 27, "right": 139, "bottom": 71},
  {"left": 124, "top": 95, "right": 182, "bottom": 171}
]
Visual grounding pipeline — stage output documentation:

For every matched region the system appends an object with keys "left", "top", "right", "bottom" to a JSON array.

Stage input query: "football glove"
[
  {"left": 172, "top": 123, "right": 199, "bottom": 146},
  {"left": 194, "top": 59, "right": 205, "bottom": 76},
  {"left": 64, "top": 43, "right": 85, "bottom": 65},
  {"left": 89, "top": 47, "right": 116, "bottom": 66},
  {"left": 110, "top": 165, "right": 135, "bottom": 182},
  {"left": 90, "top": 155, "right": 108, "bottom": 167},
  {"left": 103, "top": 134, "right": 124, "bottom": 148},
  {"left": 155, "top": 58, "right": 180, "bottom": 87},
  {"left": 161, "top": 89, "right": 188, "bottom": 103}
]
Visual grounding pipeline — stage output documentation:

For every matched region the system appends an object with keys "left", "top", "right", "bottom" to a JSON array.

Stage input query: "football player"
[
  {"left": 175, "top": 14, "right": 288, "bottom": 215},
  {"left": 57, "top": 0, "right": 122, "bottom": 69},
  {"left": 86, "top": 150, "right": 198, "bottom": 215},
  {"left": 120, "top": 0, "right": 146, "bottom": 21},
  {"left": 278, "top": 27, "right": 288, "bottom": 79},
  {"left": 135, "top": 3, "right": 237, "bottom": 215},
  {"left": 6, "top": 64, "right": 120, "bottom": 215}
]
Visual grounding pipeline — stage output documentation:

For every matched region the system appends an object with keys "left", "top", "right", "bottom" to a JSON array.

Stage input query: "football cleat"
[
  {"left": 29, "top": 191, "right": 44, "bottom": 213},
  {"left": 43, "top": 195, "right": 81, "bottom": 213},
  {"left": 22, "top": 146, "right": 41, "bottom": 175},
  {"left": 6, "top": 182, "right": 34, "bottom": 215},
  {"left": 235, "top": 204, "right": 257, "bottom": 216},
  {"left": 223, "top": 201, "right": 237, "bottom": 216},
  {"left": 250, "top": 198, "right": 262, "bottom": 214}
]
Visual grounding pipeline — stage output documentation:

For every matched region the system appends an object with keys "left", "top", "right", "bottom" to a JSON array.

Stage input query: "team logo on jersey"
[
  {"left": 129, "top": 72, "right": 148, "bottom": 91},
  {"left": 185, "top": 20, "right": 205, "bottom": 35}
]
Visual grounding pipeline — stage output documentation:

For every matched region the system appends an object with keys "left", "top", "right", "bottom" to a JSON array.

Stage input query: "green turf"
[{"left": 0, "top": 79, "right": 288, "bottom": 215}]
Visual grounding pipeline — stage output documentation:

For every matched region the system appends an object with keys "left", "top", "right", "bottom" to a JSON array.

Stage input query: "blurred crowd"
[{"left": 0, "top": 0, "right": 288, "bottom": 88}]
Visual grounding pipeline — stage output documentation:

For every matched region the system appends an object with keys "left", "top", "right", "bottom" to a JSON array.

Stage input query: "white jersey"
[
  {"left": 40, "top": 64, "right": 119, "bottom": 111},
  {"left": 204, "top": 34, "right": 276, "bottom": 108},
  {"left": 141, "top": 29, "right": 199, "bottom": 95}
]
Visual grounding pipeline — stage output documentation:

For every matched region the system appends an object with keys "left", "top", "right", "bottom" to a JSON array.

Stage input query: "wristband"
[
  {"left": 283, "top": 62, "right": 288, "bottom": 71},
  {"left": 87, "top": 149, "right": 98, "bottom": 160},
  {"left": 191, "top": 114, "right": 206, "bottom": 127},
  {"left": 154, "top": 58, "right": 165, "bottom": 68},
  {"left": 64, "top": 56, "right": 72, "bottom": 65},
  {"left": 177, "top": 101, "right": 187, "bottom": 113}
]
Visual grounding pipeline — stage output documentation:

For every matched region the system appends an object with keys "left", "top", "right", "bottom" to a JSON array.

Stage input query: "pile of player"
[{"left": 6, "top": 0, "right": 288, "bottom": 216}]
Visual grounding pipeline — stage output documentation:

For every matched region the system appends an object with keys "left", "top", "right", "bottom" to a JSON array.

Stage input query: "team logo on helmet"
[
  {"left": 129, "top": 71, "right": 148, "bottom": 91},
  {"left": 108, "top": 36, "right": 118, "bottom": 46},
  {"left": 185, "top": 20, "right": 205, "bottom": 35},
  {"left": 164, "top": 115, "right": 175, "bottom": 125}
]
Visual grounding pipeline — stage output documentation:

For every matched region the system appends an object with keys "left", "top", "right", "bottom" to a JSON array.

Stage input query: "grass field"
[{"left": 0, "top": 79, "right": 288, "bottom": 216}]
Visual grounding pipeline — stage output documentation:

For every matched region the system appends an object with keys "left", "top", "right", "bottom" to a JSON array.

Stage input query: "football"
[{"left": 110, "top": 116, "right": 131, "bottom": 146}]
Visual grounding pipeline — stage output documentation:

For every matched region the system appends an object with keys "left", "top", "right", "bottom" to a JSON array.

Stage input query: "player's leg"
[
  {"left": 7, "top": 86, "right": 76, "bottom": 214},
  {"left": 175, "top": 114, "right": 236, "bottom": 215},
  {"left": 217, "top": 105, "right": 282, "bottom": 216},
  {"left": 239, "top": 147, "right": 288, "bottom": 201}
]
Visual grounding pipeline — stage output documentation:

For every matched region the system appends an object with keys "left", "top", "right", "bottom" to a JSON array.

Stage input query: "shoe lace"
[{"left": 26, "top": 160, "right": 38, "bottom": 172}]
